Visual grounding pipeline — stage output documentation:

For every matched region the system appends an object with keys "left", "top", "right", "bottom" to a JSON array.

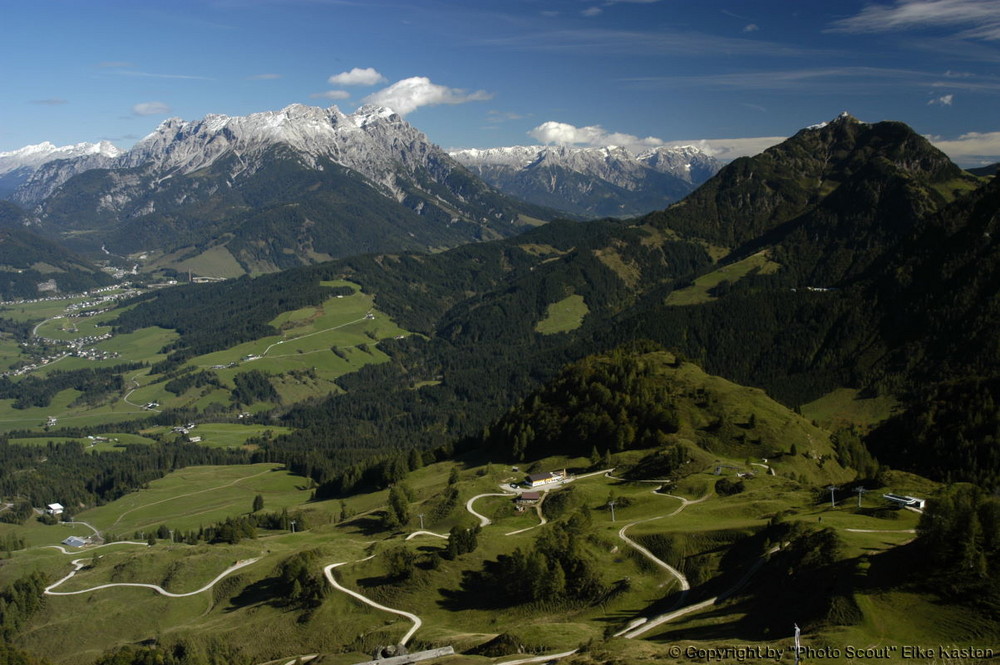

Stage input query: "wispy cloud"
[
  {"left": 248, "top": 73, "right": 282, "bottom": 80},
  {"left": 115, "top": 70, "right": 212, "bottom": 80},
  {"left": 132, "top": 101, "right": 171, "bottom": 116},
  {"left": 476, "top": 27, "right": 821, "bottom": 58},
  {"left": 582, "top": 7, "right": 603, "bottom": 17},
  {"left": 743, "top": 23, "right": 760, "bottom": 33},
  {"left": 928, "top": 93, "right": 955, "bottom": 104},
  {"left": 666, "top": 136, "right": 786, "bottom": 161},
  {"left": 362, "top": 77, "right": 492, "bottom": 115},
  {"left": 624, "top": 66, "right": 942, "bottom": 92},
  {"left": 486, "top": 110, "right": 528, "bottom": 123},
  {"left": 828, "top": 0, "right": 1000, "bottom": 41},
  {"left": 310, "top": 90, "right": 351, "bottom": 100},
  {"left": 328, "top": 67, "right": 387, "bottom": 86},
  {"left": 98, "top": 61, "right": 134, "bottom": 68},
  {"left": 30, "top": 98, "right": 68, "bottom": 105},
  {"left": 928, "top": 130, "right": 1000, "bottom": 163}
]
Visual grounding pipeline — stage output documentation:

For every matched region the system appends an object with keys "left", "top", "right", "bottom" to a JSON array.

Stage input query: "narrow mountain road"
[
  {"left": 323, "top": 559, "right": 421, "bottom": 646},
  {"left": 121, "top": 372, "right": 159, "bottom": 413},
  {"left": 497, "top": 649, "right": 579, "bottom": 665},
  {"left": 465, "top": 492, "right": 515, "bottom": 527},
  {"left": 609, "top": 491, "right": 712, "bottom": 638},
  {"left": 45, "top": 556, "right": 260, "bottom": 597},
  {"left": 256, "top": 313, "right": 372, "bottom": 360},
  {"left": 505, "top": 493, "right": 548, "bottom": 536},
  {"left": 620, "top": 544, "right": 781, "bottom": 639},
  {"left": 255, "top": 655, "right": 318, "bottom": 665},
  {"left": 616, "top": 492, "right": 711, "bottom": 596},
  {"left": 61, "top": 520, "right": 100, "bottom": 536},
  {"left": 44, "top": 541, "right": 148, "bottom": 555},
  {"left": 404, "top": 530, "right": 448, "bottom": 541},
  {"left": 844, "top": 528, "right": 916, "bottom": 534}
]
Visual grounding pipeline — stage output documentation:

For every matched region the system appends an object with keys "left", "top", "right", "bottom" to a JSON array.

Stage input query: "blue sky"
[{"left": 3, "top": 0, "right": 1000, "bottom": 165}]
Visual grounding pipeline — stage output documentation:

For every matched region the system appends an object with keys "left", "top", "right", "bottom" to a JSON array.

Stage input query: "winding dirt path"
[
  {"left": 610, "top": 491, "right": 712, "bottom": 638},
  {"left": 505, "top": 493, "right": 548, "bottom": 536},
  {"left": 465, "top": 492, "right": 515, "bottom": 527},
  {"left": 122, "top": 372, "right": 160, "bottom": 413},
  {"left": 323, "top": 558, "right": 421, "bottom": 646},
  {"left": 620, "top": 543, "right": 781, "bottom": 639},
  {"left": 404, "top": 530, "right": 448, "bottom": 541},
  {"left": 257, "top": 313, "right": 371, "bottom": 359},
  {"left": 845, "top": 528, "right": 916, "bottom": 534},
  {"left": 44, "top": 541, "right": 147, "bottom": 555},
  {"left": 497, "top": 649, "right": 579, "bottom": 665},
  {"left": 44, "top": 555, "right": 260, "bottom": 597}
]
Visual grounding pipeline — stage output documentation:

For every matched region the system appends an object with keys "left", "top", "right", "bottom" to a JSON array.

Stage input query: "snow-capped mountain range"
[
  {"left": 12, "top": 104, "right": 483, "bottom": 206},
  {"left": 0, "top": 103, "right": 720, "bottom": 274},
  {"left": 1, "top": 104, "right": 555, "bottom": 273},
  {"left": 0, "top": 141, "right": 122, "bottom": 198},
  {"left": 450, "top": 144, "right": 720, "bottom": 218}
]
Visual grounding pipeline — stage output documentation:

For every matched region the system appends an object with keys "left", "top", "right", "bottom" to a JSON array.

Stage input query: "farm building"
[
  {"left": 46, "top": 503, "right": 64, "bottom": 515},
  {"left": 62, "top": 536, "right": 87, "bottom": 548},
  {"left": 525, "top": 470, "right": 565, "bottom": 487},
  {"left": 516, "top": 492, "right": 541, "bottom": 505}
]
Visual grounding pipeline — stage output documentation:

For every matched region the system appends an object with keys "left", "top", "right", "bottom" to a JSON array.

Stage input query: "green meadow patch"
[
  {"left": 666, "top": 250, "right": 781, "bottom": 306},
  {"left": 79, "top": 463, "right": 312, "bottom": 535},
  {"left": 535, "top": 294, "right": 589, "bottom": 334}
]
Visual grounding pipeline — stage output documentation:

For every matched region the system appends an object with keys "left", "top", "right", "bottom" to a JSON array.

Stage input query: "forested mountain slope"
[{"left": 98, "top": 114, "right": 996, "bottom": 490}]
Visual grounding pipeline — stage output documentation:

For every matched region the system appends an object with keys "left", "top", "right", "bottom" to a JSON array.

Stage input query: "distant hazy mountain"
[
  {"left": 967, "top": 162, "right": 998, "bottom": 177},
  {"left": 0, "top": 141, "right": 121, "bottom": 199},
  {"left": 6, "top": 104, "right": 554, "bottom": 274},
  {"left": 450, "top": 144, "right": 720, "bottom": 218}
]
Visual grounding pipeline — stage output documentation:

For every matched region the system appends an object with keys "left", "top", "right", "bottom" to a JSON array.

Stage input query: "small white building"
[
  {"left": 46, "top": 503, "right": 64, "bottom": 515},
  {"left": 62, "top": 536, "right": 87, "bottom": 548}
]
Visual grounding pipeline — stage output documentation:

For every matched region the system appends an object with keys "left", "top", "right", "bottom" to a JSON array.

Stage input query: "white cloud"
[
  {"left": 929, "top": 93, "right": 955, "bottom": 104},
  {"left": 529, "top": 120, "right": 665, "bottom": 151},
  {"left": 583, "top": 7, "right": 603, "bottom": 16},
  {"left": 828, "top": 0, "right": 1000, "bottom": 40},
  {"left": 328, "top": 67, "right": 387, "bottom": 86},
  {"left": 928, "top": 130, "right": 1000, "bottom": 163},
  {"left": 666, "top": 136, "right": 786, "bottom": 161},
  {"left": 310, "top": 90, "right": 351, "bottom": 100},
  {"left": 743, "top": 23, "right": 759, "bottom": 32},
  {"left": 30, "top": 98, "right": 68, "bottom": 105},
  {"left": 132, "top": 101, "right": 171, "bottom": 116},
  {"left": 362, "top": 77, "right": 492, "bottom": 115}
]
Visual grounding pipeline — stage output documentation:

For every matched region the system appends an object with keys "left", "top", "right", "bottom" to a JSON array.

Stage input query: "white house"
[{"left": 46, "top": 503, "right": 64, "bottom": 515}]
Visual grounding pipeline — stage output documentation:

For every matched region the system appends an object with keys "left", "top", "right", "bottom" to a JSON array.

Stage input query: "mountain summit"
[{"left": 7, "top": 104, "right": 553, "bottom": 274}]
